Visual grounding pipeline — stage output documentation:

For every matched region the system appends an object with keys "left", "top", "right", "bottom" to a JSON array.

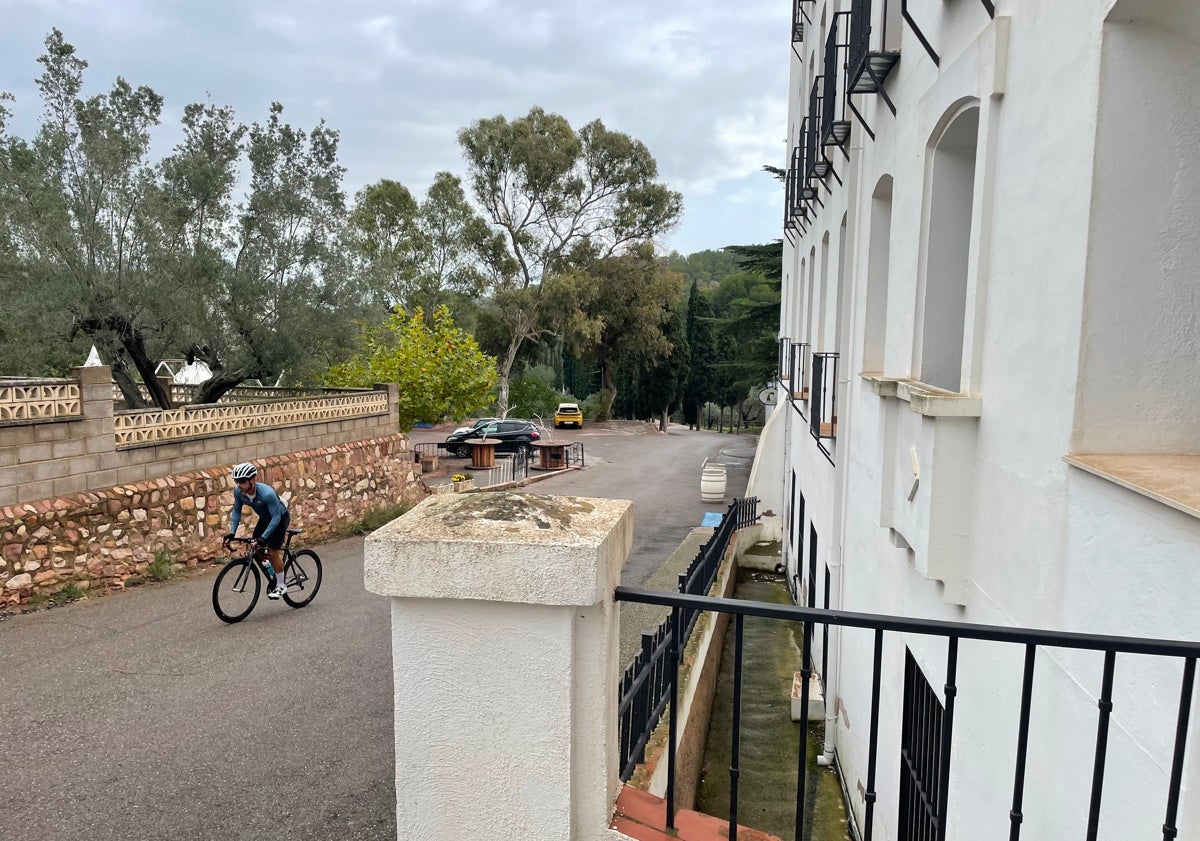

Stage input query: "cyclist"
[{"left": 223, "top": 462, "right": 290, "bottom": 599}]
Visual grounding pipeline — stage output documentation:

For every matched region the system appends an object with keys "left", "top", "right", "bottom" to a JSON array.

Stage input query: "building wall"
[{"left": 772, "top": 0, "right": 1200, "bottom": 838}]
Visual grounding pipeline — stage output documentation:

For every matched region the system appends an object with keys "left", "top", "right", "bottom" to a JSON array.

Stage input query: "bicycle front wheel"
[
  {"left": 212, "top": 558, "right": 261, "bottom": 623},
  {"left": 282, "top": 549, "right": 322, "bottom": 608}
]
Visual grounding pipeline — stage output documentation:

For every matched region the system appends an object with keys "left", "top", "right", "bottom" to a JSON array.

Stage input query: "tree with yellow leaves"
[{"left": 326, "top": 307, "right": 497, "bottom": 430}]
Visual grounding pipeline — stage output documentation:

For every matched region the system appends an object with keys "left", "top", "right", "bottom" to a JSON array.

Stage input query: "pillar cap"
[{"left": 365, "top": 491, "right": 633, "bottom": 606}]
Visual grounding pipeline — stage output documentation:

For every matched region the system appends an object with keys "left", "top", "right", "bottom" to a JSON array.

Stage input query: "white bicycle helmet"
[{"left": 231, "top": 462, "right": 257, "bottom": 482}]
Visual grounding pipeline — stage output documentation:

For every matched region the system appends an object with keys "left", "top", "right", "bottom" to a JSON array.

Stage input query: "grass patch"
[
  {"left": 337, "top": 501, "right": 414, "bottom": 537},
  {"left": 148, "top": 549, "right": 176, "bottom": 581},
  {"left": 53, "top": 581, "right": 86, "bottom": 604}
]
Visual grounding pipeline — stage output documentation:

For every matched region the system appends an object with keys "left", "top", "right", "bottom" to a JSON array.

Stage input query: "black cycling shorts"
[{"left": 252, "top": 512, "right": 290, "bottom": 550}]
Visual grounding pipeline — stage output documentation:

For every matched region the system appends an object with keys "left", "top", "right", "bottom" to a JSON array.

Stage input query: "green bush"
[
  {"left": 582, "top": 389, "right": 613, "bottom": 422},
  {"left": 508, "top": 376, "right": 566, "bottom": 421},
  {"left": 521, "top": 364, "right": 557, "bottom": 388}
]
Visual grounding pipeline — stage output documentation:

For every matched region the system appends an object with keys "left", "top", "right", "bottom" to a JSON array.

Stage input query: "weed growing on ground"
[
  {"left": 54, "top": 582, "right": 86, "bottom": 603},
  {"left": 338, "top": 502, "right": 413, "bottom": 537},
  {"left": 148, "top": 549, "right": 176, "bottom": 581}
]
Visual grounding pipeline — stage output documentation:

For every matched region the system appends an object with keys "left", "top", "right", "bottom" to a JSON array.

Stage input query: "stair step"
[{"left": 612, "top": 786, "right": 782, "bottom": 841}]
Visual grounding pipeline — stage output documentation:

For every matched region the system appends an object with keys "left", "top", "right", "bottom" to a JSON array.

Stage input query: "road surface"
[{"left": 1, "top": 420, "right": 756, "bottom": 840}]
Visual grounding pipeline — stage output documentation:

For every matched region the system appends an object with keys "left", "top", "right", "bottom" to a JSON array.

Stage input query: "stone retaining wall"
[{"left": 0, "top": 434, "right": 425, "bottom": 607}]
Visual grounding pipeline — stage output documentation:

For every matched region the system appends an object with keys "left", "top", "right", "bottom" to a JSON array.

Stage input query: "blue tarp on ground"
[{"left": 700, "top": 512, "right": 723, "bottom": 527}]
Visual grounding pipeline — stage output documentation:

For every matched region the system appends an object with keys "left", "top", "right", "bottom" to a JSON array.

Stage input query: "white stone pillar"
[{"left": 364, "top": 491, "right": 633, "bottom": 841}]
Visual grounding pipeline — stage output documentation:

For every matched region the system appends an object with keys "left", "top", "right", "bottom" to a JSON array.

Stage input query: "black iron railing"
[
  {"left": 413, "top": 444, "right": 531, "bottom": 487},
  {"left": 789, "top": 342, "right": 810, "bottom": 402},
  {"left": 778, "top": 337, "right": 792, "bottom": 385},
  {"left": 805, "top": 80, "right": 829, "bottom": 182},
  {"left": 563, "top": 441, "right": 585, "bottom": 468},
  {"left": 810, "top": 351, "right": 839, "bottom": 442},
  {"left": 788, "top": 145, "right": 810, "bottom": 229},
  {"left": 613, "top": 586, "right": 1200, "bottom": 841},
  {"left": 821, "top": 13, "right": 852, "bottom": 150},
  {"left": 617, "top": 497, "right": 760, "bottom": 782},
  {"left": 482, "top": 449, "right": 528, "bottom": 487},
  {"left": 848, "top": 0, "right": 901, "bottom": 116},
  {"left": 791, "top": 0, "right": 808, "bottom": 44}
]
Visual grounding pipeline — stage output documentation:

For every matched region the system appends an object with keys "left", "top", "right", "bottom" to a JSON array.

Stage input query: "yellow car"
[{"left": 554, "top": 402, "right": 584, "bottom": 429}]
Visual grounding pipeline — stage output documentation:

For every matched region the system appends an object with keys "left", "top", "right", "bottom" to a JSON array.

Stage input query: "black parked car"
[{"left": 445, "top": 419, "right": 541, "bottom": 458}]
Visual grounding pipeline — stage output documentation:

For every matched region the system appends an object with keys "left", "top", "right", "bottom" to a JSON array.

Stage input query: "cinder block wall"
[{"left": 0, "top": 367, "right": 400, "bottom": 509}]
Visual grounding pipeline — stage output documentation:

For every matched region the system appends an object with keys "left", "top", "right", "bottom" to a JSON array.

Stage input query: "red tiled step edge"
[{"left": 612, "top": 786, "right": 782, "bottom": 841}]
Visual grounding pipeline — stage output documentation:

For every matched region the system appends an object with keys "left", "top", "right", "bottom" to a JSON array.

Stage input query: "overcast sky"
[{"left": 0, "top": 0, "right": 788, "bottom": 256}]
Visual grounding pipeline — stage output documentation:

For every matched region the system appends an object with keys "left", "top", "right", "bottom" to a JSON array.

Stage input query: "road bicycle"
[{"left": 211, "top": 530, "right": 322, "bottom": 623}]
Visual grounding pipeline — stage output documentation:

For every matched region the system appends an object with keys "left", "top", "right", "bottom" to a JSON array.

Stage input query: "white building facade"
[{"left": 767, "top": 0, "right": 1200, "bottom": 837}]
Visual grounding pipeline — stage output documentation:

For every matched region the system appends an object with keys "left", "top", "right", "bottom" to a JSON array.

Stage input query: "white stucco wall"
[
  {"left": 365, "top": 492, "right": 632, "bottom": 841},
  {"left": 776, "top": 1, "right": 1200, "bottom": 838}
]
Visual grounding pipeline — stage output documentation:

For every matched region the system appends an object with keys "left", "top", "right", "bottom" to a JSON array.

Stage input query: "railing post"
[{"left": 365, "top": 492, "right": 633, "bottom": 841}]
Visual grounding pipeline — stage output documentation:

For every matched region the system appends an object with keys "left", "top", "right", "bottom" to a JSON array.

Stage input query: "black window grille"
[
  {"left": 900, "top": 649, "right": 944, "bottom": 841},
  {"left": 806, "top": 79, "right": 827, "bottom": 181},
  {"left": 810, "top": 351, "right": 839, "bottom": 442},
  {"left": 789, "top": 341, "right": 809, "bottom": 402},
  {"left": 821, "top": 12, "right": 852, "bottom": 149}
]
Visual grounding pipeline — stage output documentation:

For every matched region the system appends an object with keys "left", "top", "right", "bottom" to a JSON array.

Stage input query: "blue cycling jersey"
[{"left": 230, "top": 482, "right": 288, "bottom": 540}]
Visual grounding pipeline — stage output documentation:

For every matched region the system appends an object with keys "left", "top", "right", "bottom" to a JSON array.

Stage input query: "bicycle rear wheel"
[
  {"left": 282, "top": 549, "right": 322, "bottom": 608},
  {"left": 212, "top": 558, "right": 261, "bottom": 623}
]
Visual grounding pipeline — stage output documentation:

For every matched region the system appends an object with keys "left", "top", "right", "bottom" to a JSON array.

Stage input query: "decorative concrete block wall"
[{"left": 0, "top": 366, "right": 399, "bottom": 509}]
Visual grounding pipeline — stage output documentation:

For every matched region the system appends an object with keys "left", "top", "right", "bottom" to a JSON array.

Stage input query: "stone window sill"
[
  {"left": 1064, "top": 454, "right": 1200, "bottom": 521},
  {"left": 861, "top": 374, "right": 982, "bottom": 418}
]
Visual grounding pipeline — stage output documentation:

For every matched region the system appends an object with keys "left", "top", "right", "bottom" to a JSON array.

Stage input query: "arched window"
[
  {"left": 796, "top": 258, "right": 806, "bottom": 340},
  {"left": 1075, "top": 3, "right": 1200, "bottom": 452},
  {"left": 805, "top": 246, "right": 817, "bottom": 346},
  {"left": 918, "top": 104, "right": 979, "bottom": 392},
  {"left": 818, "top": 232, "right": 831, "bottom": 351},
  {"left": 835, "top": 213, "right": 848, "bottom": 357},
  {"left": 863, "top": 176, "right": 894, "bottom": 374}
]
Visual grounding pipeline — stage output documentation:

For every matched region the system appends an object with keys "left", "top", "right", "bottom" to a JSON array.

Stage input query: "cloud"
[{"left": 0, "top": 0, "right": 789, "bottom": 254}]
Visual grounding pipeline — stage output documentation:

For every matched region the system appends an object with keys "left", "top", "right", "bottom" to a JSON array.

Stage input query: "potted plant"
[{"left": 450, "top": 473, "right": 474, "bottom": 492}]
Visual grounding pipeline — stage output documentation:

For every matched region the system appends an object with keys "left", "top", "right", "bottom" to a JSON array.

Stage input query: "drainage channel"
[{"left": 695, "top": 568, "right": 850, "bottom": 841}]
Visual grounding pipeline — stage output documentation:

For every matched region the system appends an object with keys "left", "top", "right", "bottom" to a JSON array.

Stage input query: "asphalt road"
[{"left": 1, "top": 420, "right": 756, "bottom": 841}]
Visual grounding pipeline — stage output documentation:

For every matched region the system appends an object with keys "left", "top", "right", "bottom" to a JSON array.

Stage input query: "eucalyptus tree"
[
  {"left": 350, "top": 172, "right": 502, "bottom": 319},
  {"left": 457, "top": 106, "right": 682, "bottom": 413},
  {"left": 549, "top": 244, "right": 684, "bottom": 420}
]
